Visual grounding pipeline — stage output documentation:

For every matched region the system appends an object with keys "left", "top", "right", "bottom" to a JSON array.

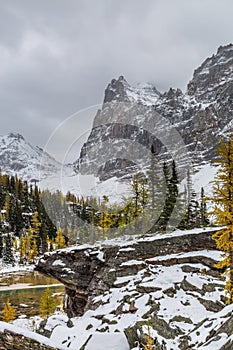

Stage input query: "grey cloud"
[{"left": 0, "top": 0, "right": 232, "bottom": 159}]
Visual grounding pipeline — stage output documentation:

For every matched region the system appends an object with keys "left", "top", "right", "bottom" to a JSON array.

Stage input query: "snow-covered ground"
[
  {"left": 0, "top": 321, "right": 62, "bottom": 349},
  {"left": 0, "top": 262, "right": 34, "bottom": 277},
  {"left": 46, "top": 252, "right": 227, "bottom": 350},
  {"left": 192, "top": 163, "right": 217, "bottom": 196},
  {"left": 39, "top": 162, "right": 217, "bottom": 207},
  {"left": 1, "top": 226, "right": 231, "bottom": 349},
  {"left": 39, "top": 166, "right": 129, "bottom": 204}
]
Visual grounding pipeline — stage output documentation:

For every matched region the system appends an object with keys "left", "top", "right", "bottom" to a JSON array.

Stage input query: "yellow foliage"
[
  {"left": 2, "top": 299, "right": 16, "bottom": 322},
  {"left": 208, "top": 136, "right": 233, "bottom": 303},
  {"left": 39, "top": 288, "right": 56, "bottom": 318},
  {"left": 142, "top": 324, "right": 154, "bottom": 350},
  {"left": 55, "top": 228, "right": 66, "bottom": 249},
  {"left": 31, "top": 211, "right": 41, "bottom": 238},
  {"left": 13, "top": 237, "right": 18, "bottom": 250}
]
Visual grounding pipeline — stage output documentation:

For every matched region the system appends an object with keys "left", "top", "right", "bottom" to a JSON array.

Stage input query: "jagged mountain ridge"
[
  {"left": 0, "top": 133, "right": 61, "bottom": 182},
  {"left": 76, "top": 44, "right": 233, "bottom": 181}
]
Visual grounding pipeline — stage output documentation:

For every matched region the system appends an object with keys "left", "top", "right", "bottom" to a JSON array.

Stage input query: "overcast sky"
[{"left": 0, "top": 0, "right": 233, "bottom": 160}]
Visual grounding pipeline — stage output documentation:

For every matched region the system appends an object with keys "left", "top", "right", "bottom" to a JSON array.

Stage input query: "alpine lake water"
[{"left": 0, "top": 271, "right": 65, "bottom": 318}]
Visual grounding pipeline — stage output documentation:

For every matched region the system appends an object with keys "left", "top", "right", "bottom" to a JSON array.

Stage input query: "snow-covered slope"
[
  {"left": 34, "top": 227, "right": 233, "bottom": 350},
  {"left": 47, "top": 257, "right": 230, "bottom": 350},
  {"left": 0, "top": 133, "right": 61, "bottom": 182}
]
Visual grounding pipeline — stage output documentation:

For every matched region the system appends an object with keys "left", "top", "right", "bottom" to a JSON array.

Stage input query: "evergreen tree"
[
  {"left": 40, "top": 221, "right": 49, "bottom": 254},
  {"left": 78, "top": 223, "right": 90, "bottom": 243},
  {"left": 131, "top": 173, "right": 141, "bottom": 218},
  {"left": 200, "top": 187, "right": 209, "bottom": 227},
  {"left": 2, "top": 191, "right": 10, "bottom": 222},
  {"left": 186, "top": 169, "right": 192, "bottom": 205},
  {"left": 147, "top": 146, "right": 165, "bottom": 221},
  {"left": 147, "top": 145, "right": 157, "bottom": 210},
  {"left": 3, "top": 234, "right": 14, "bottom": 265},
  {"left": 25, "top": 230, "right": 32, "bottom": 260},
  {"left": 129, "top": 173, "right": 149, "bottom": 219},
  {"left": 2, "top": 299, "right": 16, "bottom": 322},
  {"left": 13, "top": 201, "right": 24, "bottom": 235},
  {"left": 154, "top": 161, "right": 179, "bottom": 231},
  {"left": 0, "top": 231, "right": 3, "bottom": 258},
  {"left": 209, "top": 136, "right": 233, "bottom": 304},
  {"left": 39, "top": 288, "right": 56, "bottom": 318}
]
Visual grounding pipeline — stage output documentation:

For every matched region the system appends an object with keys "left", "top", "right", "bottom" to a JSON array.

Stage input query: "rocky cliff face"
[{"left": 76, "top": 44, "right": 233, "bottom": 181}]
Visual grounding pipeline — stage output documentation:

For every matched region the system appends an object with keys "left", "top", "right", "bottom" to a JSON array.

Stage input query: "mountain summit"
[
  {"left": 104, "top": 75, "right": 160, "bottom": 105},
  {"left": 76, "top": 44, "right": 233, "bottom": 180},
  {"left": 188, "top": 43, "right": 233, "bottom": 102},
  {"left": 0, "top": 133, "right": 61, "bottom": 181}
]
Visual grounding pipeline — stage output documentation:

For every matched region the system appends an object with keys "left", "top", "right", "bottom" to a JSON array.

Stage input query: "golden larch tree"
[
  {"left": 210, "top": 135, "right": 233, "bottom": 303},
  {"left": 55, "top": 228, "right": 66, "bottom": 249},
  {"left": 31, "top": 211, "right": 41, "bottom": 239},
  {"left": 39, "top": 288, "right": 56, "bottom": 318},
  {"left": 2, "top": 299, "right": 16, "bottom": 322}
]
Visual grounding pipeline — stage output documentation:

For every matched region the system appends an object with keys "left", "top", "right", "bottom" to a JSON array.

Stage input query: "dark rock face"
[
  {"left": 104, "top": 76, "right": 131, "bottom": 103},
  {"left": 125, "top": 317, "right": 179, "bottom": 349},
  {"left": 75, "top": 44, "right": 233, "bottom": 180},
  {"left": 188, "top": 44, "right": 233, "bottom": 102},
  {"left": 36, "top": 230, "right": 217, "bottom": 318},
  {"left": 0, "top": 328, "right": 58, "bottom": 350}
]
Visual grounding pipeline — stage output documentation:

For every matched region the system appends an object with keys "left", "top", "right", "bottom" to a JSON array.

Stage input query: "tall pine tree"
[
  {"left": 3, "top": 234, "right": 14, "bottom": 265},
  {"left": 153, "top": 161, "right": 179, "bottom": 231}
]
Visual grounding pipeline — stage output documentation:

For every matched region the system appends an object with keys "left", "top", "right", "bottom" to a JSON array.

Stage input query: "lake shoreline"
[{"left": 0, "top": 270, "right": 65, "bottom": 318}]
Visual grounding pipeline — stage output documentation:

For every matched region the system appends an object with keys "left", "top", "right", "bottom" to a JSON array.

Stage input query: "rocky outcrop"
[
  {"left": 36, "top": 229, "right": 217, "bottom": 318},
  {"left": 188, "top": 44, "right": 233, "bottom": 102},
  {"left": 0, "top": 326, "right": 58, "bottom": 350}
]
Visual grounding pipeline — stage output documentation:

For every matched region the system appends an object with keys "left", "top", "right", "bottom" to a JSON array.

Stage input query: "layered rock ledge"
[{"left": 36, "top": 228, "right": 218, "bottom": 318}]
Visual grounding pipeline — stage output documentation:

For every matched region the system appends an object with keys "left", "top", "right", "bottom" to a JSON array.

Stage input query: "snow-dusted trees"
[
  {"left": 3, "top": 234, "right": 14, "bottom": 265},
  {"left": 152, "top": 160, "right": 179, "bottom": 232}
]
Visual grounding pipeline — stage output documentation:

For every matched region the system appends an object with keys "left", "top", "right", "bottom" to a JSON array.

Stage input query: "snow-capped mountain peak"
[
  {"left": 104, "top": 75, "right": 160, "bottom": 106},
  {"left": 77, "top": 44, "right": 233, "bottom": 183},
  {"left": 0, "top": 133, "right": 61, "bottom": 182},
  {"left": 188, "top": 43, "right": 233, "bottom": 101}
]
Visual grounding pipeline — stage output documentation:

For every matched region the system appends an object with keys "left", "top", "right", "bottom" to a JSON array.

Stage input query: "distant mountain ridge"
[{"left": 0, "top": 132, "right": 61, "bottom": 182}]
